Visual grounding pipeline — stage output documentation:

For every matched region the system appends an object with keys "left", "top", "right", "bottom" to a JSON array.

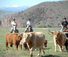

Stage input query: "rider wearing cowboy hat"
[
  {"left": 10, "top": 18, "right": 17, "bottom": 33},
  {"left": 25, "top": 19, "right": 33, "bottom": 32}
]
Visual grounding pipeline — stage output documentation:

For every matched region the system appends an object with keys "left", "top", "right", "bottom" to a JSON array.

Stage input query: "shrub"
[
  {"left": 35, "top": 24, "right": 46, "bottom": 28},
  {"left": 21, "top": 25, "right": 27, "bottom": 28},
  {"left": 47, "top": 25, "right": 52, "bottom": 28}
]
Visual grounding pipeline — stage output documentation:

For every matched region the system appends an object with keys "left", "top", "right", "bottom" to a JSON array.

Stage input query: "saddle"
[{"left": 63, "top": 28, "right": 68, "bottom": 32}]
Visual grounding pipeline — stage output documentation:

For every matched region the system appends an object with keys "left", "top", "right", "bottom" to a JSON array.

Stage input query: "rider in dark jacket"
[{"left": 61, "top": 18, "right": 68, "bottom": 31}]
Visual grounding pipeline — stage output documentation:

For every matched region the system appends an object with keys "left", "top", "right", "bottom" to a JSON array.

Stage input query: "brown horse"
[
  {"left": 25, "top": 26, "right": 33, "bottom": 32},
  {"left": 63, "top": 28, "right": 68, "bottom": 32}
]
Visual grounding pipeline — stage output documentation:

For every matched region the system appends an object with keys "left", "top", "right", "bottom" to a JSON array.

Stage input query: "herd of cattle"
[{"left": 5, "top": 30, "right": 68, "bottom": 57}]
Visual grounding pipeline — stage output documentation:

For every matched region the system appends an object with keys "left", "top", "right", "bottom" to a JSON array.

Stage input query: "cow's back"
[
  {"left": 5, "top": 33, "right": 18, "bottom": 44},
  {"left": 61, "top": 33, "right": 66, "bottom": 45},
  {"left": 35, "top": 32, "right": 45, "bottom": 48}
]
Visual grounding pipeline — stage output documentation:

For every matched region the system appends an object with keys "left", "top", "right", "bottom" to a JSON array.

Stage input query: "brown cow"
[
  {"left": 49, "top": 30, "right": 66, "bottom": 52},
  {"left": 5, "top": 33, "right": 23, "bottom": 50},
  {"left": 20, "top": 32, "right": 45, "bottom": 57}
]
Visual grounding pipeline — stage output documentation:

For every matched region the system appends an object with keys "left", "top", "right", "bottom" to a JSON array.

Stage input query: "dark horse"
[
  {"left": 25, "top": 26, "right": 33, "bottom": 32},
  {"left": 10, "top": 26, "right": 19, "bottom": 33}
]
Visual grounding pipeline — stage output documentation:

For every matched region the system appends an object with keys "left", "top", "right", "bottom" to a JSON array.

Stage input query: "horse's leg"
[
  {"left": 29, "top": 27, "right": 30, "bottom": 32},
  {"left": 16, "top": 29, "right": 19, "bottom": 33}
]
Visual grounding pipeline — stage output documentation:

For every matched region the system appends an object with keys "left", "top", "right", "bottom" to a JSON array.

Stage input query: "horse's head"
[
  {"left": 12, "top": 26, "right": 19, "bottom": 33},
  {"left": 26, "top": 26, "right": 32, "bottom": 32},
  {"left": 13, "top": 26, "right": 16, "bottom": 31}
]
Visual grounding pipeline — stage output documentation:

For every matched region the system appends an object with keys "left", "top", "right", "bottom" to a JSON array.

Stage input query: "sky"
[{"left": 0, "top": 0, "right": 67, "bottom": 7}]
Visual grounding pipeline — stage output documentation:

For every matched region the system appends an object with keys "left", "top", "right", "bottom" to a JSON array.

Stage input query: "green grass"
[{"left": 0, "top": 27, "right": 68, "bottom": 57}]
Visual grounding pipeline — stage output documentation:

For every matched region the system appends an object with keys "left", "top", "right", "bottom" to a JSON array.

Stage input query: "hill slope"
[
  {"left": 1, "top": 1, "right": 68, "bottom": 27},
  {"left": 0, "top": 10, "right": 18, "bottom": 20}
]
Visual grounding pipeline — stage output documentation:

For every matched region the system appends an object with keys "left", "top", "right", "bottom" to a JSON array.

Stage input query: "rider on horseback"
[
  {"left": 25, "top": 19, "right": 33, "bottom": 32},
  {"left": 10, "top": 18, "right": 17, "bottom": 33},
  {"left": 60, "top": 18, "right": 68, "bottom": 31}
]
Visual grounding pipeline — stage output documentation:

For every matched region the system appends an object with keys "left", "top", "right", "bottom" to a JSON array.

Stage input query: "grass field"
[{"left": 0, "top": 27, "right": 68, "bottom": 57}]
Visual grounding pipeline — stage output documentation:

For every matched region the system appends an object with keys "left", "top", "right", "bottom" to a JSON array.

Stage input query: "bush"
[
  {"left": 47, "top": 25, "right": 52, "bottom": 28},
  {"left": 21, "top": 25, "right": 27, "bottom": 28},
  {"left": 35, "top": 24, "right": 46, "bottom": 28}
]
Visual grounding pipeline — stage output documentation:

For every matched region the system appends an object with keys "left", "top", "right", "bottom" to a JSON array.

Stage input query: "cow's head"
[
  {"left": 49, "top": 30, "right": 61, "bottom": 39},
  {"left": 23, "top": 33, "right": 32, "bottom": 42},
  {"left": 18, "top": 33, "right": 23, "bottom": 41}
]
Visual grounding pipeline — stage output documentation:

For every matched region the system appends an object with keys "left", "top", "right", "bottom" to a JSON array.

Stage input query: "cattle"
[
  {"left": 5, "top": 33, "right": 23, "bottom": 50},
  {"left": 64, "top": 32, "right": 68, "bottom": 51},
  {"left": 44, "top": 39, "right": 47, "bottom": 47},
  {"left": 21, "top": 32, "right": 45, "bottom": 57},
  {"left": 20, "top": 38, "right": 28, "bottom": 50},
  {"left": 64, "top": 38, "right": 68, "bottom": 51},
  {"left": 20, "top": 38, "right": 47, "bottom": 50},
  {"left": 49, "top": 30, "right": 66, "bottom": 52}
]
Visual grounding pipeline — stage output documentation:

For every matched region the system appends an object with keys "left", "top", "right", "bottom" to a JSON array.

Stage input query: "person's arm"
[
  {"left": 61, "top": 22, "right": 63, "bottom": 27},
  {"left": 15, "top": 22, "right": 17, "bottom": 27},
  {"left": 27, "top": 24, "right": 29, "bottom": 26},
  {"left": 16, "top": 23, "right": 17, "bottom": 27},
  {"left": 30, "top": 22, "right": 32, "bottom": 26},
  {"left": 27, "top": 21, "right": 29, "bottom": 26}
]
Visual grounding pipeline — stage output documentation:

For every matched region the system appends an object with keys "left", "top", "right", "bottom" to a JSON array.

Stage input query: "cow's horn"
[
  {"left": 48, "top": 29, "right": 54, "bottom": 34},
  {"left": 18, "top": 33, "right": 23, "bottom": 36},
  {"left": 48, "top": 29, "right": 52, "bottom": 33}
]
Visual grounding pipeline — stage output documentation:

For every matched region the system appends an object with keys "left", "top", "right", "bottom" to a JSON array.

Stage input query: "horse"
[
  {"left": 25, "top": 26, "right": 33, "bottom": 33},
  {"left": 63, "top": 28, "right": 68, "bottom": 32},
  {"left": 10, "top": 26, "right": 19, "bottom": 33}
]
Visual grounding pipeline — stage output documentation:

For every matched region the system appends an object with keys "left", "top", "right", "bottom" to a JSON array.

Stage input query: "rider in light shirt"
[
  {"left": 26, "top": 19, "right": 32, "bottom": 28},
  {"left": 10, "top": 18, "right": 17, "bottom": 33},
  {"left": 25, "top": 19, "right": 33, "bottom": 32},
  {"left": 11, "top": 20, "right": 17, "bottom": 26}
]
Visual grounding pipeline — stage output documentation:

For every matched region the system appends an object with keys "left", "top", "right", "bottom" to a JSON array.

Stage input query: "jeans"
[
  {"left": 25, "top": 27, "right": 33, "bottom": 32},
  {"left": 60, "top": 27, "right": 65, "bottom": 31}
]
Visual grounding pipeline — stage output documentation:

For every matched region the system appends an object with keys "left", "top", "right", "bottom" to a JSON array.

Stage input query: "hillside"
[
  {"left": 0, "top": 10, "right": 18, "bottom": 20},
  {"left": 1, "top": 1, "right": 68, "bottom": 27}
]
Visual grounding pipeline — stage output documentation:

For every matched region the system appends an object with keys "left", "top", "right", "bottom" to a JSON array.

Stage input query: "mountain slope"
[
  {"left": 1, "top": 1, "right": 68, "bottom": 27},
  {"left": 0, "top": 10, "right": 18, "bottom": 20}
]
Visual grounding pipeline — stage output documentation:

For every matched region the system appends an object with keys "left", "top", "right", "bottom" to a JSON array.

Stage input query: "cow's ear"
[{"left": 28, "top": 33, "right": 32, "bottom": 37}]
